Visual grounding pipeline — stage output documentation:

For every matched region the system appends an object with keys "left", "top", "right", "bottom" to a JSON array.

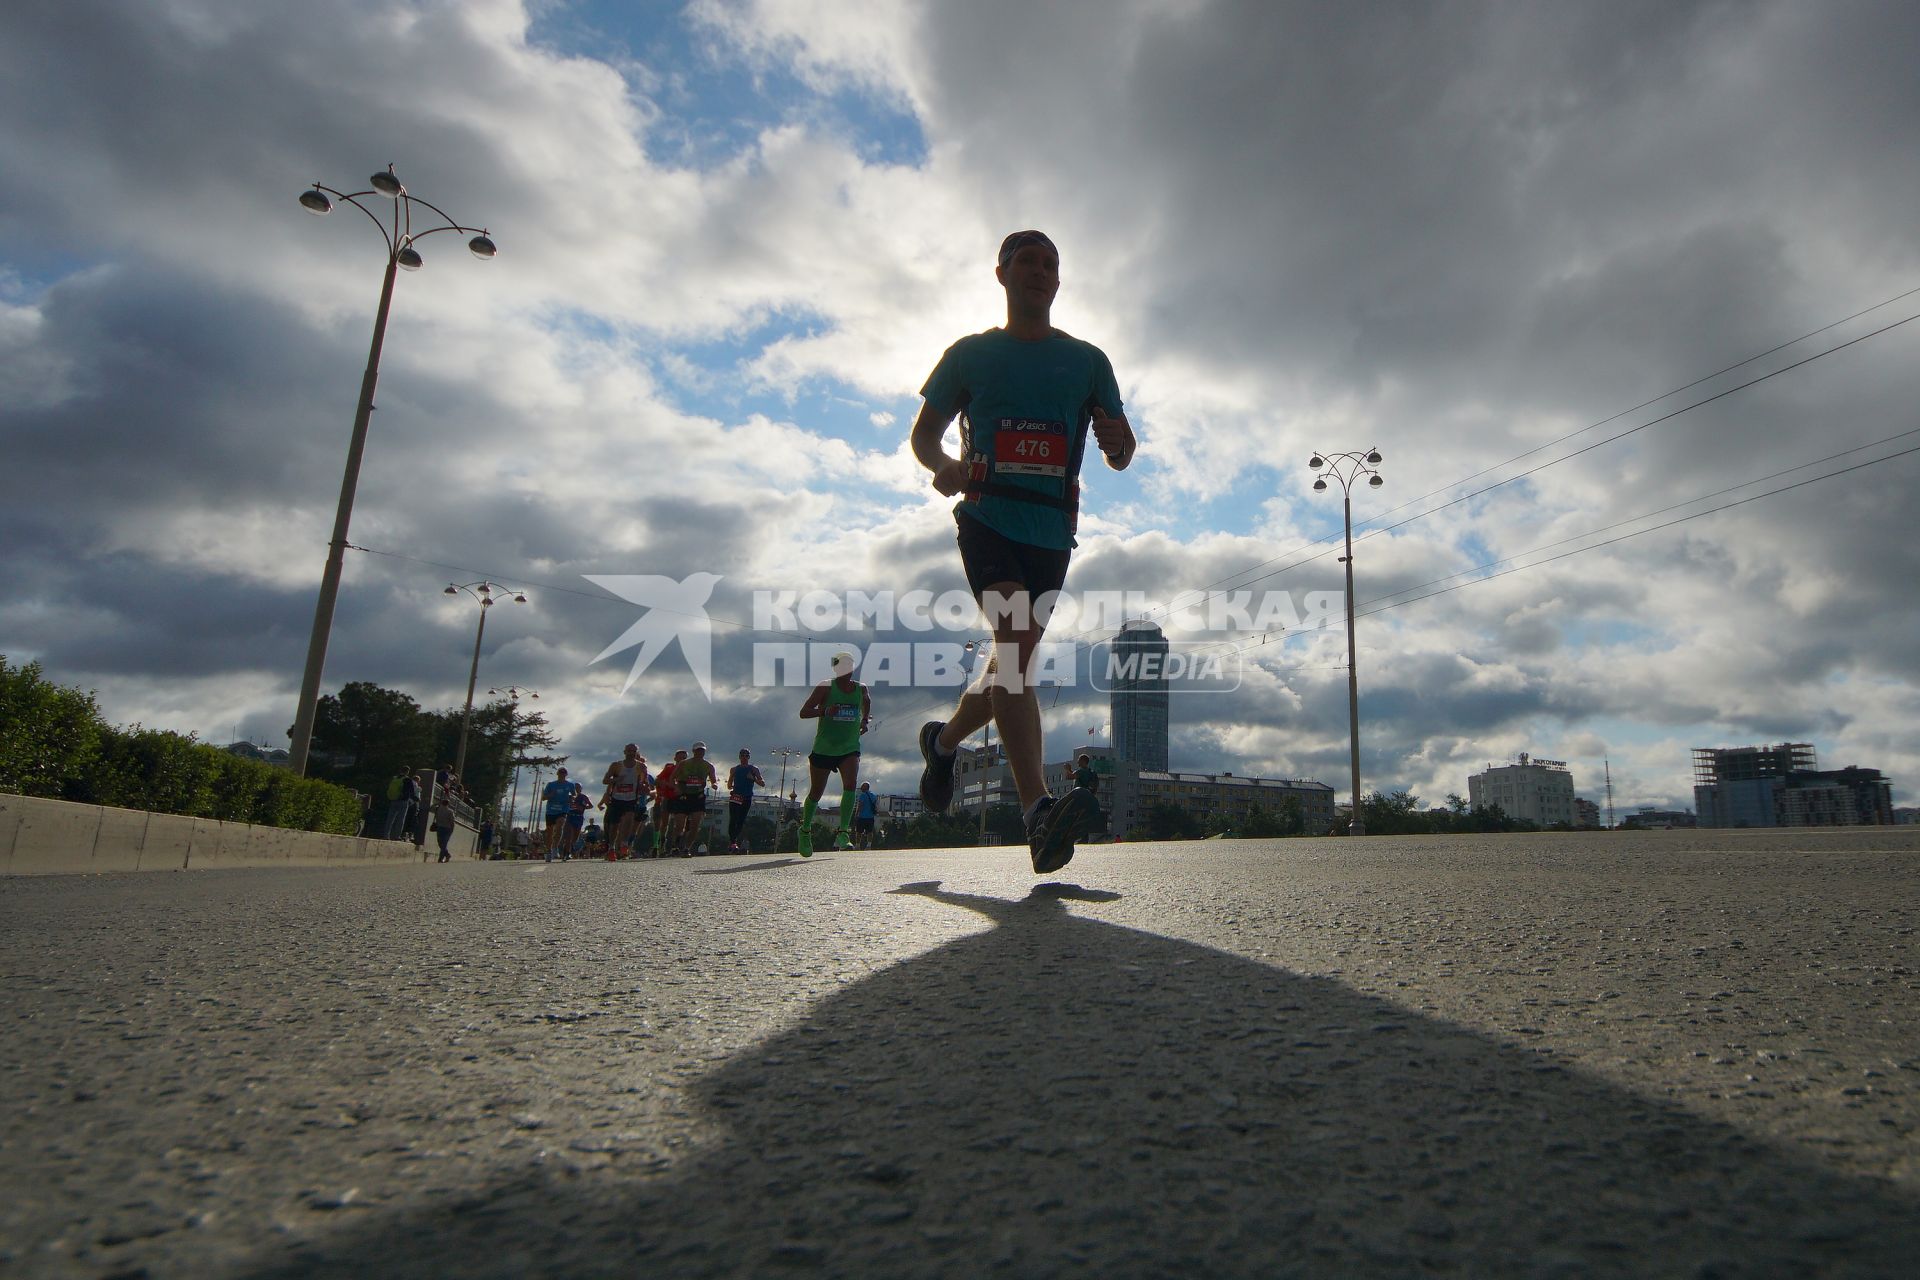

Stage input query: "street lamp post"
[
  {"left": 1308, "top": 448, "right": 1384, "bottom": 836},
  {"left": 445, "top": 582, "right": 528, "bottom": 779},
  {"left": 286, "top": 165, "right": 497, "bottom": 776},
  {"left": 769, "top": 747, "right": 802, "bottom": 851}
]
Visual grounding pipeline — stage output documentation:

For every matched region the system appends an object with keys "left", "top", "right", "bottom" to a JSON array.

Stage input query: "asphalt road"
[{"left": 3, "top": 829, "right": 1917, "bottom": 1278}]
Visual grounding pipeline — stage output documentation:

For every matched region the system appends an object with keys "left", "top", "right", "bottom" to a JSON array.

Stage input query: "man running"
[
  {"left": 565, "top": 787, "right": 593, "bottom": 859},
  {"left": 798, "top": 651, "right": 870, "bottom": 856},
  {"left": 600, "top": 744, "right": 650, "bottom": 860},
  {"left": 911, "top": 229, "right": 1136, "bottom": 874},
  {"left": 672, "top": 743, "right": 718, "bottom": 856},
  {"left": 853, "top": 781, "right": 879, "bottom": 850},
  {"left": 726, "top": 748, "right": 765, "bottom": 853},
  {"left": 651, "top": 750, "right": 683, "bottom": 856},
  {"left": 540, "top": 768, "right": 581, "bottom": 862}
]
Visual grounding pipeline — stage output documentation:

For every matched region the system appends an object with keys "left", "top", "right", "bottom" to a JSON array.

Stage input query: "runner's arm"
[
  {"left": 861, "top": 686, "right": 872, "bottom": 733},
  {"left": 911, "top": 399, "right": 968, "bottom": 496},
  {"left": 799, "top": 684, "right": 828, "bottom": 719}
]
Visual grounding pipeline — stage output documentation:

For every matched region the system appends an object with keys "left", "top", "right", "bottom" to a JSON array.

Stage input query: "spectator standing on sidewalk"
[
  {"left": 382, "top": 769, "right": 416, "bottom": 840},
  {"left": 432, "top": 795, "right": 456, "bottom": 862}
]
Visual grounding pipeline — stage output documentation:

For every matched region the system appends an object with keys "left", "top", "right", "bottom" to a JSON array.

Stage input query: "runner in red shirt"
[{"left": 651, "top": 749, "right": 685, "bottom": 856}]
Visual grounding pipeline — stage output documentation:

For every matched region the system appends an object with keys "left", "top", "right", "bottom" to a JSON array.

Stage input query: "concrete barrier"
[
  {"left": 10, "top": 798, "right": 104, "bottom": 876},
  {"left": 90, "top": 806, "right": 152, "bottom": 874},
  {"left": 1, "top": 793, "right": 427, "bottom": 875},
  {"left": 0, "top": 799, "right": 23, "bottom": 875},
  {"left": 141, "top": 811, "right": 196, "bottom": 872}
]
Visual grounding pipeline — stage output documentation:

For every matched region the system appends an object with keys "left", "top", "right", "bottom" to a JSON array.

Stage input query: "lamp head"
[
  {"left": 370, "top": 166, "right": 404, "bottom": 198},
  {"left": 1308, "top": 455, "right": 1324, "bottom": 470},
  {"left": 512, "top": 594, "right": 527, "bottom": 604},
  {"left": 395, "top": 243, "right": 423, "bottom": 271},
  {"left": 468, "top": 233, "right": 497, "bottom": 259},
  {"left": 1365, "top": 449, "right": 1382, "bottom": 464},
  {"left": 1368, "top": 473, "right": 1383, "bottom": 487},
  {"left": 443, "top": 585, "right": 458, "bottom": 595},
  {"left": 298, "top": 188, "right": 333, "bottom": 215},
  {"left": 1312, "top": 477, "right": 1328, "bottom": 492}
]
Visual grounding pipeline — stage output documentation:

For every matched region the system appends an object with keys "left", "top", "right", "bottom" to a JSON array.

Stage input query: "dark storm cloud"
[{"left": 2, "top": 265, "right": 349, "bottom": 503}]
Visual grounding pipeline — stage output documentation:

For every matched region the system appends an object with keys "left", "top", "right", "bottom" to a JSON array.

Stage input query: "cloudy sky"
[{"left": 3, "top": 0, "right": 1916, "bottom": 814}]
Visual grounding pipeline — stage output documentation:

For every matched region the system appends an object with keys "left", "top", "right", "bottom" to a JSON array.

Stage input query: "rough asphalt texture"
[{"left": 2, "top": 829, "right": 1916, "bottom": 1279}]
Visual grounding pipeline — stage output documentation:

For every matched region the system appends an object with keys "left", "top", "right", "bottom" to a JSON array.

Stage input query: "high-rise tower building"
[{"left": 1109, "top": 619, "right": 1169, "bottom": 772}]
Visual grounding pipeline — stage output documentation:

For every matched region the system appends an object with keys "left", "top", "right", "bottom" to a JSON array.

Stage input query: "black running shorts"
[{"left": 956, "top": 511, "right": 1070, "bottom": 603}]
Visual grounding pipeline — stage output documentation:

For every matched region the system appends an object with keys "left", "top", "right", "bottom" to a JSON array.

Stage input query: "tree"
[
  {"left": 1278, "top": 794, "right": 1305, "bottom": 836},
  {"left": 451, "top": 696, "right": 560, "bottom": 814},
  {"left": 1357, "top": 789, "right": 1432, "bottom": 836},
  {"left": 1242, "top": 795, "right": 1307, "bottom": 838},
  {"left": 1142, "top": 801, "right": 1202, "bottom": 841},
  {"left": 1242, "top": 803, "right": 1283, "bottom": 838},
  {"left": 884, "top": 803, "right": 1025, "bottom": 850},
  {"left": 305, "top": 681, "right": 436, "bottom": 799}
]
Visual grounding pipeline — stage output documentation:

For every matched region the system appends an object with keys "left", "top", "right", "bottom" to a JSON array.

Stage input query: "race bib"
[
  {"left": 829, "top": 703, "right": 861, "bottom": 722},
  {"left": 993, "top": 417, "right": 1068, "bottom": 477}
]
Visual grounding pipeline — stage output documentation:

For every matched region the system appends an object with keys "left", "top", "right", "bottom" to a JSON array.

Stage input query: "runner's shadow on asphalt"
[
  {"left": 692, "top": 857, "right": 830, "bottom": 874},
  {"left": 241, "top": 881, "right": 1918, "bottom": 1278}
]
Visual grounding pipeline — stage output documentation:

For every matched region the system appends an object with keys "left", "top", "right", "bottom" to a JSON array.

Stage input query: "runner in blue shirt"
[
  {"left": 911, "top": 230, "right": 1136, "bottom": 875},
  {"left": 853, "top": 782, "right": 880, "bottom": 850},
  {"left": 726, "top": 749, "right": 765, "bottom": 853},
  {"left": 541, "top": 768, "right": 580, "bottom": 862}
]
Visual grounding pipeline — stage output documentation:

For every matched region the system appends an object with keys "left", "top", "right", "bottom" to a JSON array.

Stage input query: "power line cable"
[
  {"left": 1167, "top": 432, "right": 1920, "bottom": 663},
  {"left": 1356, "top": 425, "right": 1920, "bottom": 611},
  {"left": 1353, "top": 443, "right": 1920, "bottom": 621},
  {"left": 1051, "top": 290, "right": 1920, "bottom": 647}
]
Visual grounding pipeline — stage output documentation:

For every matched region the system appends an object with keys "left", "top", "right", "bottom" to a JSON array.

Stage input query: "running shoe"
[
  {"left": 1027, "top": 789, "right": 1095, "bottom": 875},
  {"left": 797, "top": 826, "right": 813, "bottom": 858},
  {"left": 918, "top": 721, "right": 957, "bottom": 813},
  {"left": 834, "top": 830, "right": 852, "bottom": 850}
]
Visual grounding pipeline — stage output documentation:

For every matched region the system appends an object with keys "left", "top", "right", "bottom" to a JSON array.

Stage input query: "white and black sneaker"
[
  {"left": 1027, "top": 790, "right": 1095, "bottom": 875},
  {"left": 918, "top": 721, "right": 957, "bottom": 813}
]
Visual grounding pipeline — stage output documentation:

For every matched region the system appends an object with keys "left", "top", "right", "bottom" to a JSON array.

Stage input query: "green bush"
[
  {"left": 0, "top": 657, "right": 108, "bottom": 800},
  {"left": 0, "top": 657, "right": 360, "bottom": 835}
]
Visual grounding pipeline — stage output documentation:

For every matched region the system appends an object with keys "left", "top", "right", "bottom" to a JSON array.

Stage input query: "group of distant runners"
[
  {"left": 494, "top": 229, "right": 1130, "bottom": 877},
  {"left": 529, "top": 742, "right": 759, "bottom": 861},
  {"left": 520, "top": 650, "right": 885, "bottom": 861}
]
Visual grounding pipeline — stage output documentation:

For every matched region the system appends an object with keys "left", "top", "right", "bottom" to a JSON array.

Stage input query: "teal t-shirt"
[{"left": 919, "top": 328, "right": 1123, "bottom": 551}]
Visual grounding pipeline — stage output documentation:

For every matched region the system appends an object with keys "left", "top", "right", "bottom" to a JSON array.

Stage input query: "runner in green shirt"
[{"left": 796, "top": 651, "right": 871, "bottom": 857}]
